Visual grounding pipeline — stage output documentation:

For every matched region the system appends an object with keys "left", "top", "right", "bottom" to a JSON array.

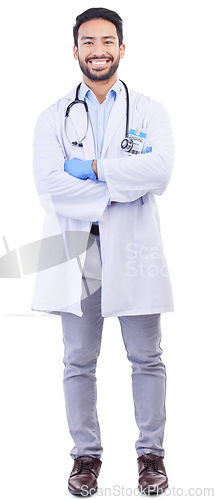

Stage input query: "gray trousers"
[{"left": 60, "top": 233, "right": 167, "bottom": 460}]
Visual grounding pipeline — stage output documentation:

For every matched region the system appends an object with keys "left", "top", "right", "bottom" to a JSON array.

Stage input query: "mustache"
[{"left": 85, "top": 56, "right": 114, "bottom": 63}]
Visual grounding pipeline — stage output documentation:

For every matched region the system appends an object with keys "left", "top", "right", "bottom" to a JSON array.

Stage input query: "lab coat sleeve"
[
  {"left": 33, "top": 108, "right": 110, "bottom": 221},
  {"left": 102, "top": 100, "right": 175, "bottom": 203}
]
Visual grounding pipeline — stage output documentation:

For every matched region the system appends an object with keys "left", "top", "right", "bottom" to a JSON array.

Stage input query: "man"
[{"left": 32, "top": 7, "right": 174, "bottom": 496}]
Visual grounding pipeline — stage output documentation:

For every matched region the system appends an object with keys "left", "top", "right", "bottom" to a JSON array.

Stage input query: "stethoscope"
[{"left": 64, "top": 80, "right": 134, "bottom": 153}]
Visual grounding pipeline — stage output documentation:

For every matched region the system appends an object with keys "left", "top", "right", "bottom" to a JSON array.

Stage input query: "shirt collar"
[{"left": 79, "top": 79, "right": 121, "bottom": 103}]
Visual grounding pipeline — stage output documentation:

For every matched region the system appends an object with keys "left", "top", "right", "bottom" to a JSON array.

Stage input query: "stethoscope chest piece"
[{"left": 121, "top": 136, "right": 133, "bottom": 152}]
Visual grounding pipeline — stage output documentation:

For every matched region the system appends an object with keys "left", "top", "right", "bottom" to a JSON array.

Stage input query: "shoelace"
[
  {"left": 142, "top": 455, "right": 159, "bottom": 471},
  {"left": 77, "top": 458, "right": 95, "bottom": 473}
]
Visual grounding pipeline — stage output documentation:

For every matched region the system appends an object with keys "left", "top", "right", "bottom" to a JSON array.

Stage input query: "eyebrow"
[{"left": 80, "top": 35, "right": 117, "bottom": 40}]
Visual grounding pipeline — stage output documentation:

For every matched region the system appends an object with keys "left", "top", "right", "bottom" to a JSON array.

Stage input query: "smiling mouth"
[{"left": 87, "top": 58, "right": 112, "bottom": 68}]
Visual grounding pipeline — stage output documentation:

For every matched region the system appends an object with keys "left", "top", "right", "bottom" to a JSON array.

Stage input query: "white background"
[{"left": 0, "top": 0, "right": 215, "bottom": 498}]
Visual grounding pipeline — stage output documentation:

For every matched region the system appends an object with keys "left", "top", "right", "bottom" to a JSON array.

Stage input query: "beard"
[{"left": 78, "top": 54, "right": 120, "bottom": 82}]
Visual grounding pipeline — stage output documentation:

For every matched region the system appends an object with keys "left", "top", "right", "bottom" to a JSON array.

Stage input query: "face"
[{"left": 73, "top": 18, "right": 125, "bottom": 82}]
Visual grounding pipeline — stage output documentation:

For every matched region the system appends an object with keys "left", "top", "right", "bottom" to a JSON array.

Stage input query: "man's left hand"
[{"left": 64, "top": 158, "right": 97, "bottom": 180}]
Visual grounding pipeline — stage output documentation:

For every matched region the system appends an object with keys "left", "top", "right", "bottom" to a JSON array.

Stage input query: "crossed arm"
[
  {"left": 64, "top": 151, "right": 152, "bottom": 182},
  {"left": 33, "top": 100, "right": 174, "bottom": 221}
]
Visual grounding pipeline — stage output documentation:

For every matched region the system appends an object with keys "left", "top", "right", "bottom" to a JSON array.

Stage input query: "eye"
[
  {"left": 104, "top": 40, "right": 113, "bottom": 44},
  {"left": 83, "top": 41, "right": 93, "bottom": 45}
]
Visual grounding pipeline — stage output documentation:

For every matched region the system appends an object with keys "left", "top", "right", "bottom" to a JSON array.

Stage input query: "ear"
[
  {"left": 119, "top": 43, "right": 125, "bottom": 60},
  {"left": 73, "top": 45, "right": 78, "bottom": 60}
]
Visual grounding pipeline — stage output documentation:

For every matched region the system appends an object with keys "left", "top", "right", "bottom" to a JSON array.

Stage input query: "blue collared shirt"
[{"left": 79, "top": 79, "right": 122, "bottom": 224}]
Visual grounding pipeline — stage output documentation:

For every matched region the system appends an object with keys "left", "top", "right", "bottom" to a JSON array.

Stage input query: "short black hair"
[{"left": 73, "top": 7, "right": 123, "bottom": 47}]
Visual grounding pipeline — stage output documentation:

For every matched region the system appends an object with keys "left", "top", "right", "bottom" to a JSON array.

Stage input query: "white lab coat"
[{"left": 31, "top": 83, "right": 175, "bottom": 317}]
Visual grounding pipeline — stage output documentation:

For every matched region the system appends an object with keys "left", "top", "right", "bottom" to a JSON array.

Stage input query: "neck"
[{"left": 82, "top": 73, "right": 118, "bottom": 104}]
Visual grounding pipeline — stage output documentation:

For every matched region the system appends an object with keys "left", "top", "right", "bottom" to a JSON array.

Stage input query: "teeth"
[{"left": 90, "top": 60, "right": 108, "bottom": 66}]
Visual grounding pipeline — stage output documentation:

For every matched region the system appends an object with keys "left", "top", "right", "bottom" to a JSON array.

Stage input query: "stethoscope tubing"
[{"left": 64, "top": 80, "right": 130, "bottom": 148}]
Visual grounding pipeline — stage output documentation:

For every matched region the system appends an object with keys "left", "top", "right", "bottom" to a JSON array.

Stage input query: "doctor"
[{"left": 32, "top": 7, "right": 174, "bottom": 496}]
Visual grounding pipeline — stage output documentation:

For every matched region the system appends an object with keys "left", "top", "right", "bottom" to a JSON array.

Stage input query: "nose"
[{"left": 90, "top": 41, "right": 107, "bottom": 57}]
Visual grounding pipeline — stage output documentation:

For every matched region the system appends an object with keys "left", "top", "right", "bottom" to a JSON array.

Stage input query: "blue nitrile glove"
[
  {"left": 64, "top": 158, "right": 97, "bottom": 180},
  {"left": 143, "top": 146, "right": 152, "bottom": 154}
]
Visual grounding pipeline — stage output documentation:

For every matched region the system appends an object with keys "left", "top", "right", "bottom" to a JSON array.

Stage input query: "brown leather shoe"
[
  {"left": 137, "top": 453, "right": 168, "bottom": 495},
  {"left": 68, "top": 455, "right": 102, "bottom": 496}
]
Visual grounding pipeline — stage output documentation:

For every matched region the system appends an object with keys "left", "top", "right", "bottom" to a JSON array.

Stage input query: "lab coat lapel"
[{"left": 101, "top": 89, "right": 126, "bottom": 158}]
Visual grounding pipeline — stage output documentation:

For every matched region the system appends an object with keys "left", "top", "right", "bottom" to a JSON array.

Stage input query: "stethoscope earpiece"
[{"left": 72, "top": 141, "right": 83, "bottom": 147}]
